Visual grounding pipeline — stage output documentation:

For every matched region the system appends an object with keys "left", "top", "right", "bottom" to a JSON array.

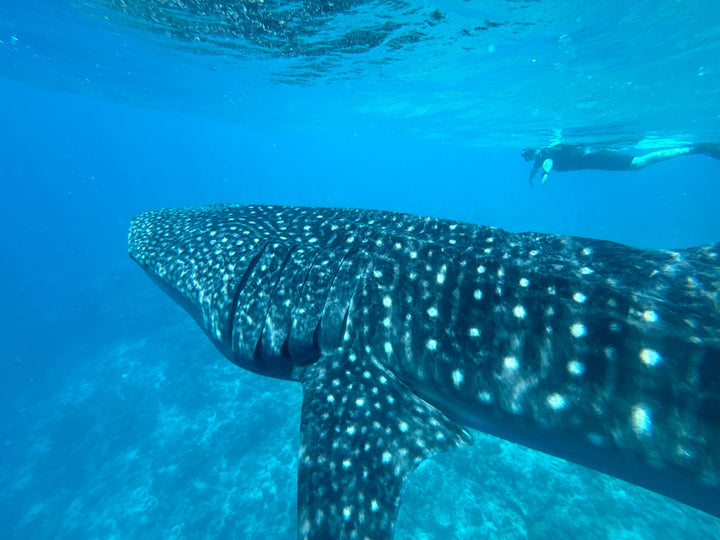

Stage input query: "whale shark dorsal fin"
[{"left": 297, "top": 348, "right": 472, "bottom": 539}]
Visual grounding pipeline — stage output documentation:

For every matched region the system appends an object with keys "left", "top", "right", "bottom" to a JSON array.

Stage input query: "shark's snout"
[{"left": 128, "top": 206, "right": 240, "bottom": 356}]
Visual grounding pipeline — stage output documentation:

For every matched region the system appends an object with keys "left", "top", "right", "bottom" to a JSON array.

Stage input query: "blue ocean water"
[{"left": 1, "top": 0, "right": 719, "bottom": 538}]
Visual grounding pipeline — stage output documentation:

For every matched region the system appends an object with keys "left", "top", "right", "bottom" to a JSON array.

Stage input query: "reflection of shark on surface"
[{"left": 129, "top": 204, "right": 720, "bottom": 539}]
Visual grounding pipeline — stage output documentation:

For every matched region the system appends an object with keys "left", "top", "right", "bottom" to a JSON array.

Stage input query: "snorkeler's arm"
[{"left": 528, "top": 159, "right": 541, "bottom": 186}]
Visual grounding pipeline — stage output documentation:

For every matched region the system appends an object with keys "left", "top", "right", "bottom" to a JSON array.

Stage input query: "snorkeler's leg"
[
  {"left": 691, "top": 143, "right": 720, "bottom": 160},
  {"left": 629, "top": 147, "right": 694, "bottom": 169}
]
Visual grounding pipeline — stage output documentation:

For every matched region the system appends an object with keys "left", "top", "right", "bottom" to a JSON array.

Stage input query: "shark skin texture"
[{"left": 128, "top": 204, "right": 720, "bottom": 539}]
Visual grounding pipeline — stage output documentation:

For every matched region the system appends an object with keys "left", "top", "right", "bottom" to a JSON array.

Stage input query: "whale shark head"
[
  {"left": 130, "top": 204, "right": 720, "bottom": 538},
  {"left": 129, "top": 204, "right": 367, "bottom": 380}
]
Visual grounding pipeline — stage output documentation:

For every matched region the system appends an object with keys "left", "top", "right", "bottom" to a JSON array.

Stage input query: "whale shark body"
[{"left": 128, "top": 204, "right": 720, "bottom": 538}]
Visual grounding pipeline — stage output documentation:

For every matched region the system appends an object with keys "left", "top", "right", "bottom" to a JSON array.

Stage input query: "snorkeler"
[{"left": 523, "top": 142, "right": 720, "bottom": 185}]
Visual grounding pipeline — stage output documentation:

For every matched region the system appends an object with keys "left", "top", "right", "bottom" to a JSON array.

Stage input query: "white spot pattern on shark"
[{"left": 129, "top": 204, "right": 720, "bottom": 539}]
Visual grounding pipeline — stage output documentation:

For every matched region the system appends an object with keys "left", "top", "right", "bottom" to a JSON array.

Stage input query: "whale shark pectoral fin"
[{"left": 297, "top": 349, "right": 473, "bottom": 540}]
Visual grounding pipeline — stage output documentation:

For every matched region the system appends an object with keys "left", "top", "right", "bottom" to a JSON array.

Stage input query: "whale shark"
[{"left": 128, "top": 204, "right": 720, "bottom": 539}]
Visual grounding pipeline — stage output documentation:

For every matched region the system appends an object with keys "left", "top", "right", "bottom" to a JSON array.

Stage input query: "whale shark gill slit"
[
  {"left": 287, "top": 247, "right": 359, "bottom": 366},
  {"left": 229, "top": 241, "right": 269, "bottom": 351},
  {"left": 252, "top": 244, "right": 300, "bottom": 376},
  {"left": 315, "top": 247, "right": 365, "bottom": 353}
]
